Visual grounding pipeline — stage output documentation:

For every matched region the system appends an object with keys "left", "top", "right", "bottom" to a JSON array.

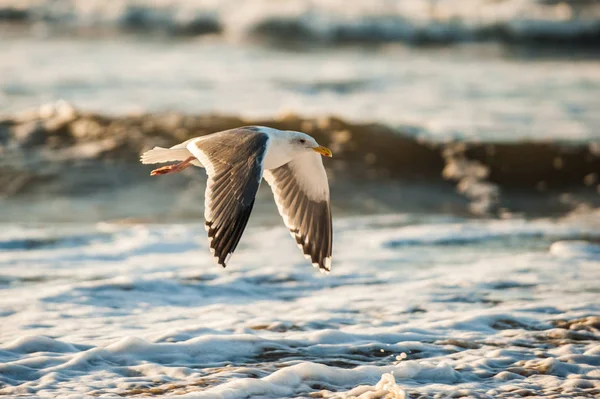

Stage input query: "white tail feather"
[{"left": 140, "top": 147, "right": 191, "bottom": 164}]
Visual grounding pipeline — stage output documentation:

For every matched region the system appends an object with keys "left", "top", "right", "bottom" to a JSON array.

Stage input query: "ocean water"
[
  {"left": 1, "top": 36, "right": 599, "bottom": 143},
  {"left": 1, "top": 215, "right": 599, "bottom": 398},
  {"left": 2, "top": 0, "right": 600, "bottom": 143},
  {"left": 2, "top": 0, "right": 600, "bottom": 44},
  {"left": 1, "top": 2, "right": 600, "bottom": 397}
]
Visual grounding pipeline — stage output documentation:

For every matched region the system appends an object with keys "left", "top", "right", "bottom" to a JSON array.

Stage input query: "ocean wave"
[
  {"left": 1, "top": 0, "right": 600, "bottom": 44},
  {"left": 1, "top": 103, "right": 599, "bottom": 221}
]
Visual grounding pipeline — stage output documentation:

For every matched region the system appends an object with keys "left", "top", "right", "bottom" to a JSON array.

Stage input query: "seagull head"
[{"left": 287, "top": 131, "right": 333, "bottom": 158}]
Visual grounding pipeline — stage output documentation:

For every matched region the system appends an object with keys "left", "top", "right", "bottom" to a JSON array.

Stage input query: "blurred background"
[
  {"left": 1, "top": 0, "right": 599, "bottom": 222},
  {"left": 2, "top": 2, "right": 600, "bottom": 398}
]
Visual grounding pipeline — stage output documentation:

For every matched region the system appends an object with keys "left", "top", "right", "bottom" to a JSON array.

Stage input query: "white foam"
[
  {"left": 549, "top": 240, "right": 600, "bottom": 258},
  {"left": 0, "top": 215, "right": 599, "bottom": 397}
]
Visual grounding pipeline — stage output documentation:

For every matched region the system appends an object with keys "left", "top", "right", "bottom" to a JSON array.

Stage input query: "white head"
[
  {"left": 282, "top": 131, "right": 333, "bottom": 158},
  {"left": 258, "top": 127, "right": 333, "bottom": 170}
]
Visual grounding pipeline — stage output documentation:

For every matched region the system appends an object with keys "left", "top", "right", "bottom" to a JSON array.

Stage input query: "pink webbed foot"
[
  {"left": 150, "top": 165, "right": 178, "bottom": 176},
  {"left": 150, "top": 156, "right": 196, "bottom": 176}
]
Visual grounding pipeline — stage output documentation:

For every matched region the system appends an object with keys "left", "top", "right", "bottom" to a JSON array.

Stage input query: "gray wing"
[
  {"left": 263, "top": 152, "right": 332, "bottom": 272},
  {"left": 187, "top": 127, "right": 269, "bottom": 267}
]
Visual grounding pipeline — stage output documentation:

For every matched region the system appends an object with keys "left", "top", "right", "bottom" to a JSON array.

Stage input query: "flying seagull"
[{"left": 140, "top": 126, "right": 333, "bottom": 272}]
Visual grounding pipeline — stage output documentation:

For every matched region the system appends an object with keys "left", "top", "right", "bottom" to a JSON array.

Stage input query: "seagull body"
[{"left": 140, "top": 126, "right": 333, "bottom": 272}]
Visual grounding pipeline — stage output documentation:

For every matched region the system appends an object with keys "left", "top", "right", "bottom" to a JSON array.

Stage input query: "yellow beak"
[{"left": 312, "top": 145, "right": 333, "bottom": 158}]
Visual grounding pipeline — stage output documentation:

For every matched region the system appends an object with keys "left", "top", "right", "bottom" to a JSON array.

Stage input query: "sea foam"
[{"left": 1, "top": 215, "right": 599, "bottom": 397}]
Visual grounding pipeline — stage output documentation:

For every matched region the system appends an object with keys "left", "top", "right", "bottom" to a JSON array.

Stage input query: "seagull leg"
[{"left": 150, "top": 156, "right": 195, "bottom": 176}]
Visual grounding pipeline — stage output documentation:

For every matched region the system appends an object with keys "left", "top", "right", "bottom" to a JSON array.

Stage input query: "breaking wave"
[{"left": 1, "top": 103, "right": 599, "bottom": 221}]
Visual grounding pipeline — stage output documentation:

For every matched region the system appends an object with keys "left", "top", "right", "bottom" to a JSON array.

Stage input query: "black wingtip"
[
  {"left": 212, "top": 253, "right": 227, "bottom": 268},
  {"left": 316, "top": 257, "right": 332, "bottom": 274}
]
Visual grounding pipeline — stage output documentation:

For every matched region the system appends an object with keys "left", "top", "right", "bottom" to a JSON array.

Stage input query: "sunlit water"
[
  {"left": 1, "top": 215, "right": 599, "bottom": 397},
  {"left": 2, "top": 4, "right": 600, "bottom": 396}
]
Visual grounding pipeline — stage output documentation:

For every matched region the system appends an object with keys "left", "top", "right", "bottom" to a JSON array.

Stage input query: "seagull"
[{"left": 140, "top": 126, "right": 333, "bottom": 272}]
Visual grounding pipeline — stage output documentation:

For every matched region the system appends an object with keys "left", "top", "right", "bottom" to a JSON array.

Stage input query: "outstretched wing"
[
  {"left": 263, "top": 152, "right": 332, "bottom": 272},
  {"left": 187, "top": 127, "right": 270, "bottom": 267}
]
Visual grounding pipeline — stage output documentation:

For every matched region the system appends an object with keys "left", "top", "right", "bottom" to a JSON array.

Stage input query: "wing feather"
[
  {"left": 187, "top": 127, "right": 269, "bottom": 267},
  {"left": 264, "top": 152, "right": 332, "bottom": 272}
]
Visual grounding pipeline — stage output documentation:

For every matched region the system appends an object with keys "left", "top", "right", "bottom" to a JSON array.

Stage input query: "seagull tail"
[{"left": 140, "top": 147, "right": 192, "bottom": 164}]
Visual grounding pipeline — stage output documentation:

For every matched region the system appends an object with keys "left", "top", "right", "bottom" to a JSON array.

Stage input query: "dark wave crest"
[{"left": 1, "top": 103, "right": 598, "bottom": 222}]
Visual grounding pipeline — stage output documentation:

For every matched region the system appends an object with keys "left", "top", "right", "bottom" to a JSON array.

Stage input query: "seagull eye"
[{"left": 299, "top": 139, "right": 306, "bottom": 144}]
